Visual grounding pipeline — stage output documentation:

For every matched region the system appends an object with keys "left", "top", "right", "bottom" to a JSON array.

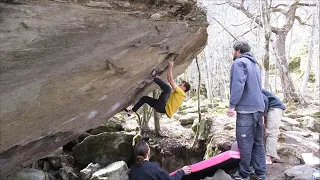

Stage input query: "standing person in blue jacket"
[
  {"left": 227, "top": 41, "right": 266, "bottom": 180},
  {"left": 262, "top": 89, "right": 286, "bottom": 164},
  {"left": 129, "top": 140, "right": 191, "bottom": 180}
]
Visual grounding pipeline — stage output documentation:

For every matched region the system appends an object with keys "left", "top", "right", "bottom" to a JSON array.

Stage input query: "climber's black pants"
[{"left": 132, "top": 78, "right": 171, "bottom": 113}]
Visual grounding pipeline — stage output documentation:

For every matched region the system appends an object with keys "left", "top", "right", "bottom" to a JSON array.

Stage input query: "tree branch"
[
  {"left": 209, "top": 14, "right": 238, "bottom": 41},
  {"left": 270, "top": 7, "right": 288, "bottom": 14},
  {"left": 297, "top": 3, "right": 316, "bottom": 7},
  {"left": 208, "top": 2, "right": 229, "bottom": 6},
  {"left": 294, "top": 15, "right": 312, "bottom": 26},
  {"left": 273, "top": 4, "right": 289, "bottom": 8},
  {"left": 227, "top": 0, "right": 280, "bottom": 33},
  {"left": 237, "top": 26, "right": 259, "bottom": 38}
]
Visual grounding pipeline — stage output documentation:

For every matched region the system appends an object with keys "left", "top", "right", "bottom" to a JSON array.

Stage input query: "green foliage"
[{"left": 288, "top": 56, "right": 301, "bottom": 73}]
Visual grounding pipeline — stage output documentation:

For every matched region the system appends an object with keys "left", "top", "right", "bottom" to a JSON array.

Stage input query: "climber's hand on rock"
[{"left": 168, "top": 61, "right": 174, "bottom": 67}]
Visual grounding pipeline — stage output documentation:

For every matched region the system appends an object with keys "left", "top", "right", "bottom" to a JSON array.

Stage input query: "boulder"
[
  {"left": 192, "top": 118, "right": 199, "bottom": 133},
  {"left": 284, "top": 165, "right": 318, "bottom": 180},
  {"left": 311, "top": 111, "right": 320, "bottom": 120},
  {"left": 89, "top": 115, "right": 125, "bottom": 134},
  {"left": 306, "top": 118, "right": 320, "bottom": 133},
  {"left": 5, "top": 169, "right": 48, "bottom": 180},
  {"left": 277, "top": 146, "right": 302, "bottom": 165},
  {"left": 212, "top": 169, "right": 232, "bottom": 180},
  {"left": 179, "top": 113, "right": 199, "bottom": 125},
  {"left": 72, "top": 132, "right": 134, "bottom": 167},
  {"left": 0, "top": 0, "right": 208, "bottom": 177},
  {"left": 281, "top": 117, "right": 301, "bottom": 127},
  {"left": 197, "top": 115, "right": 213, "bottom": 140},
  {"left": 80, "top": 163, "right": 101, "bottom": 180},
  {"left": 90, "top": 161, "right": 128, "bottom": 180},
  {"left": 301, "top": 153, "right": 320, "bottom": 167}
]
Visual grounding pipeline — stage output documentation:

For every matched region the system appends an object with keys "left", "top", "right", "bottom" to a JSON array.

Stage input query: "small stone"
[
  {"left": 150, "top": 13, "right": 161, "bottom": 21},
  {"left": 59, "top": 166, "right": 78, "bottom": 180},
  {"left": 48, "top": 157, "right": 61, "bottom": 170},
  {"left": 43, "top": 161, "right": 51, "bottom": 171},
  {"left": 80, "top": 163, "right": 101, "bottom": 180},
  {"left": 301, "top": 132, "right": 312, "bottom": 138}
]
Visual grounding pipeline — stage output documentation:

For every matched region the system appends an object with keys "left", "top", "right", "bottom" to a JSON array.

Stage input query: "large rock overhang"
[{"left": 0, "top": 0, "right": 208, "bottom": 177}]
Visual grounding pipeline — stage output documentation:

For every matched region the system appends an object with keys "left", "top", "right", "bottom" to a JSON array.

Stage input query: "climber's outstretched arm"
[{"left": 167, "top": 61, "right": 178, "bottom": 90}]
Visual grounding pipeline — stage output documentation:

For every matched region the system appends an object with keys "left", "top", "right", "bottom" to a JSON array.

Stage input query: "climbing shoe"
[
  {"left": 151, "top": 69, "right": 157, "bottom": 77},
  {"left": 124, "top": 108, "right": 132, "bottom": 117}
]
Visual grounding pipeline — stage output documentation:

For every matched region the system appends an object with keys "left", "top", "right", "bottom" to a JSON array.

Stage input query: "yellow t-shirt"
[{"left": 165, "top": 87, "right": 186, "bottom": 118}]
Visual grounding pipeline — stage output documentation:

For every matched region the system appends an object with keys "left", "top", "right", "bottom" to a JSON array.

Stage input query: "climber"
[
  {"left": 125, "top": 61, "right": 190, "bottom": 119},
  {"left": 129, "top": 139, "right": 192, "bottom": 180}
]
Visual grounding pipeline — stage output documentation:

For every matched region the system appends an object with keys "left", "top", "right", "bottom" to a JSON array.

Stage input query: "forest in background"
[{"left": 183, "top": 0, "right": 319, "bottom": 107}]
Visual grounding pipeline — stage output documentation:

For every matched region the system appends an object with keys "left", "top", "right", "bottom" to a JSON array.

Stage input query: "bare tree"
[
  {"left": 192, "top": 56, "right": 202, "bottom": 147},
  {"left": 227, "top": 0, "right": 316, "bottom": 102},
  {"left": 153, "top": 90, "right": 161, "bottom": 136},
  {"left": 260, "top": 0, "right": 271, "bottom": 90},
  {"left": 300, "top": 14, "right": 316, "bottom": 99}
]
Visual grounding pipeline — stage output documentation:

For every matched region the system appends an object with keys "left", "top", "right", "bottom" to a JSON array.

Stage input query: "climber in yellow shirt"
[{"left": 125, "top": 61, "right": 190, "bottom": 118}]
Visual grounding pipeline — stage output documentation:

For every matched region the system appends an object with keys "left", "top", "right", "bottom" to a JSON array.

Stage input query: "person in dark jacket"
[
  {"left": 262, "top": 89, "right": 286, "bottom": 164},
  {"left": 227, "top": 41, "right": 266, "bottom": 180},
  {"left": 129, "top": 140, "right": 191, "bottom": 180}
]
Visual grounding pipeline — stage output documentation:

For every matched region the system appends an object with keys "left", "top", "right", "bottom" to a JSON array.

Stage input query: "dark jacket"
[
  {"left": 229, "top": 52, "right": 265, "bottom": 112},
  {"left": 129, "top": 161, "right": 185, "bottom": 180},
  {"left": 262, "top": 89, "right": 286, "bottom": 110}
]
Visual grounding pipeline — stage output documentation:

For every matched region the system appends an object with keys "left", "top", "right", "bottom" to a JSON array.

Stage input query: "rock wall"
[{"left": 0, "top": 0, "right": 208, "bottom": 177}]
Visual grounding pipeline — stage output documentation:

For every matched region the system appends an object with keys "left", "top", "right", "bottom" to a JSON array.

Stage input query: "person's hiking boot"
[
  {"left": 256, "top": 174, "right": 266, "bottom": 180},
  {"left": 270, "top": 156, "right": 284, "bottom": 163},
  {"left": 231, "top": 171, "right": 250, "bottom": 180},
  {"left": 266, "top": 156, "right": 272, "bottom": 165}
]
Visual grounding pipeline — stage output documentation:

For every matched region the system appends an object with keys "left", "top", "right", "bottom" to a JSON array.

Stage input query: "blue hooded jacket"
[
  {"left": 262, "top": 89, "right": 286, "bottom": 110},
  {"left": 229, "top": 52, "right": 265, "bottom": 112}
]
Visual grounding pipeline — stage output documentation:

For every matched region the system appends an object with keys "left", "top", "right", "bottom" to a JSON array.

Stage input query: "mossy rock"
[
  {"left": 89, "top": 116, "right": 125, "bottom": 134},
  {"left": 311, "top": 111, "right": 320, "bottom": 120},
  {"left": 289, "top": 56, "right": 301, "bottom": 73},
  {"left": 215, "top": 108, "right": 227, "bottom": 114},
  {"left": 192, "top": 118, "right": 199, "bottom": 133},
  {"left": 308, "top": 72, "right": 316, "bottom": 83},
  {"left": 72, "top": 132, "right": 134, "bottom": 168},
  {"left": 179, "top": 113, "right": 198, "bottom": 125}
]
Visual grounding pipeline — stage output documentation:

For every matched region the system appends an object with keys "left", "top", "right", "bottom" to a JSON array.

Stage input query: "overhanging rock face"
[{"left": 0, "top": 0, "right": 208, "bottom": 177}]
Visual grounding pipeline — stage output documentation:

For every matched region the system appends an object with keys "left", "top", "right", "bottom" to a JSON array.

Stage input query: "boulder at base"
[{"left": 73, "top": 132, "right": 134, "bottom": 167}]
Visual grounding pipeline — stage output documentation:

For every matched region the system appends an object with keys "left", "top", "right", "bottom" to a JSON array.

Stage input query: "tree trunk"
[
  {"left": 141, "top": 104, "right": 150, "bottom": 131},
  {"left": 193, "top": 56, "right": 202, "bottom": 144},
  {"left": 300, "top": 14, "right": 316, "bottom": 98},
  {"left": 261, "top": 0, "right": 271, "bottom": 90},
  {"left": 153, "top": 90, "right": 161, "bottom": 136},
  {"left": 274, "top": 32, "right": 298, "bottom": 102}
]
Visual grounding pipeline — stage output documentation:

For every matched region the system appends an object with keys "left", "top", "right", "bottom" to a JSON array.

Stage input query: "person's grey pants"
[
  {"left": 236, "top": 112, "right": 266, "bottom": 178},
  {"left": 265, "top": 108, "right": 283, "bottom": 159}
]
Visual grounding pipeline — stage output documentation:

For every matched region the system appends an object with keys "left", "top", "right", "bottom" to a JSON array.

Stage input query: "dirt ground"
[{"left": 123, "top": 111, "right": 316, "bottom": 179}]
